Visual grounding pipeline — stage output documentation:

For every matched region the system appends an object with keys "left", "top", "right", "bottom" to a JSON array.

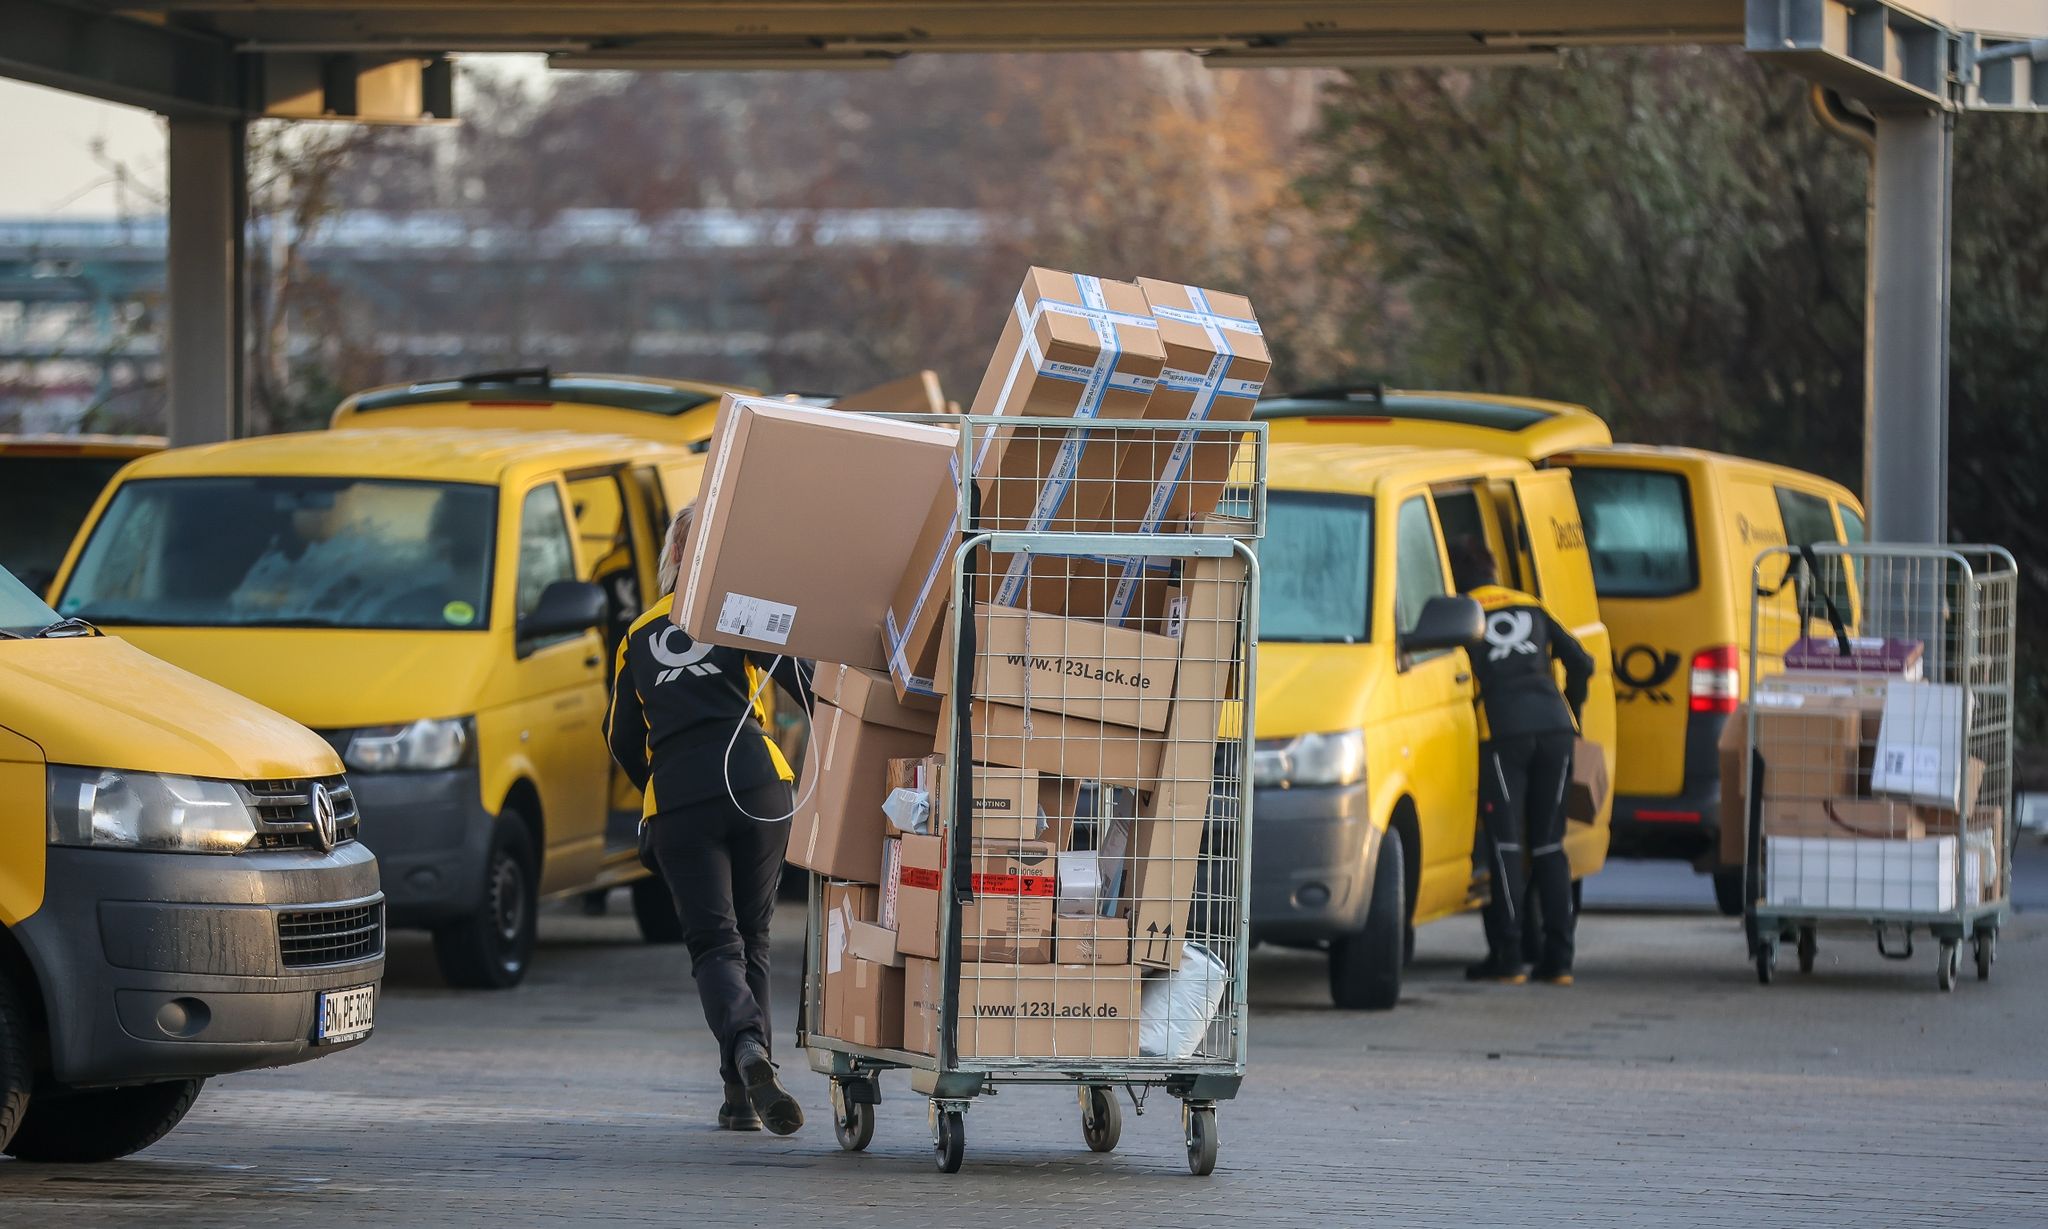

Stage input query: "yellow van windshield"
[
  {"left": 1262, "top": 491, "right": 1374, "bottom": 643},
  {"left": 60, "top": 476, "right": 498, "bottom": 631}
]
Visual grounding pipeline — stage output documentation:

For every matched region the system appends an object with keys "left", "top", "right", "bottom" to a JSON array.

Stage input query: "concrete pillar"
[
  {"left": 165, "top": 116, "right": 247, "bottom": 445},
  {"left": 1866, "top": 107, "right": 1953, "bottom": 543}
]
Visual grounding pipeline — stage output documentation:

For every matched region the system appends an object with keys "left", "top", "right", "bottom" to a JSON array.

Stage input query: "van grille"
[
  {"left": 278, "top": 902, "right": 384, "bottom": 968},
  {"left": 242, "top": 776, "right": 360, "bottom": 851}
]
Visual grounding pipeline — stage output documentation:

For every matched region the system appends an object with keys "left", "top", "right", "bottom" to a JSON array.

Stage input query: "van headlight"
[
  {"left": 47, "top": 767, "right": 259, "bottom": 854},
  {"left": 343, "top": 717, "right": 474, "bottom": 773},
  {"left": 1252, "top": 730, "right": 1367, "bottom": 790}
]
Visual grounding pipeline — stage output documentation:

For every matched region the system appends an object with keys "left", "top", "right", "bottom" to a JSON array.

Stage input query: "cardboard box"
[
  {"left": 1871, "top": 681, "right": 1972, "bottom": 809},
  {"left": 939, "top": 694, "right": 1166, "bottom": 790},
  {"left": 1566, "top": 735, "right": 1609, "bottom": 824},
  {"left": 1717, "top": 703, "right": 1749, "bottom": 869},
  {"left": 834, "top": 370, "right": 951, "bottom": 416},
  {"left": 1784, "top": 635, "right": 1925, "bottom": 679},
  {"left": 881, "top": 753, "right": 944, "bottom": 835},
  {"left": 847, "top": 918, "right": 905, "bottom": 968},
  {"left": 1757, "top": 708, "right": 1866, "bottom": 802},
  {"left": 893, "top": 834, "right": 1057, "bottom": 963},
  {"left": 885, "top": 269, "right": 1166, "bottom": 701},
  {"left": 969, "top": 764, "right": 1044, "bottom": 842},
  {"left": 817, "top": 664, "right": 942, "bottom": 732},
  {"left": 1128, "top": 530, "right": 1247, "bottom": 969},
  {"left": 1756, "top": 670, "right": 1892, "bottom": 713},
  {"left": 679, "top": 395, "right": 958, "bottom": 670},
  {"left": 789, "top": 698, "right": 943, "bottom": 884},
  {"left": 819, "top": 883, "right": 901, "bottom": 1046},
  {"left": 879, "top": 837, "right": 903, "bottom": 930},
  {"left": 903, "top": 957, "right": 1142, "bottom": 1059},
  {"left": 959, "top": 604, "right": 1178, "bottom": 732},
  {"left": 1060, "top": 556, "right": 1177, "bottom": 627},
  {"left": 1764, "top": 797, "right": 1931, "bottom": 840},
  {"left": 1056, "top": 913, "right": 1132, "bottom": 965}
]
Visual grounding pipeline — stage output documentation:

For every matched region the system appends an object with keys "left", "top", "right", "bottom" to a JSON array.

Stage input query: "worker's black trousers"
[
  {"left": 1478, "top": 732, "right": 1576, "bottom": 972},
  {"left": 640, "top": 782, "right": 793, "bottom": 1088}
]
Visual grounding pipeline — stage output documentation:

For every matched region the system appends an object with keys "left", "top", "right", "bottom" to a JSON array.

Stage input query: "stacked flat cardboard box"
[
  {"left": 1749, "top": 641, "right": 1996, "bottom": 912},
  {"left": 677, "top": 267, "right": 1261, "bottom": 1061}
]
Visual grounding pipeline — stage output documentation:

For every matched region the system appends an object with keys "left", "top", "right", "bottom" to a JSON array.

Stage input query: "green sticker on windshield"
[{"left": 442, "top": 600, "right": 476, "bottom": 626}]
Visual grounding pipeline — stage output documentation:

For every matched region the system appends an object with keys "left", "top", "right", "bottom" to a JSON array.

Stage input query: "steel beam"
[
  {"left": 0, "top": 0, "right": 245, "bottom": 117},
  {"left": 165, "top": 117, "right": 247, "bottom": 447},
  {"left": 1865, "top": 107, "right": 1953, "bottom": 543}
]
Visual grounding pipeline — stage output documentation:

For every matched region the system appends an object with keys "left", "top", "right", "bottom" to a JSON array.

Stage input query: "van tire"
[
  {"left": 630, "top": 875, "right": 686, "bottom": 945},
  {"left": 433, "top": 814, "right": 539, "bottom": 989},
  {"left": 0, "top": 974, "right": 31, "bottom": 1153},
  {"left": 1329, "top": 826, "right": 1405, "bottom": 1010},
  {"left": 1712, "top": 868, "right": 1745, "bottom": 917},
  {"left": 4, "top": 1079, "right": 203, "bottom": 1162}
]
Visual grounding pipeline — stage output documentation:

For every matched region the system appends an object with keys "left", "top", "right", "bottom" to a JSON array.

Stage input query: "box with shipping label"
[
  {"left": 1127, "top": 532, "right": 1247, "bottom": 969},
  {"left": 960, "top": 604, "right": 1178, "bottom": 731},
  {"left": 903, "top": 958, "right": 1142, "bottom": 1059},
  {"left": 1056, "top": 913, "right": 1132, "bottom": 965},
  {"left": 790, "top": 698, "right": 941, "bottom": 884},
  {"left": 847, "top": 918, "right": 905, "bottom": 968},
  {"left": 885, "top": 268, "right": 1165, "bottom": 701},
  {"left": 679, "top": 395, "right": 959, "bottom": 671},
  {"left": 820, "top": 883, "right": 901, "bottom": 1046},
  {"left": 892, "top": 834, "right": 1058, "bottom": 963},
  {"left": 1871, "top": 681, "right": 1972, "bottom": 809}
]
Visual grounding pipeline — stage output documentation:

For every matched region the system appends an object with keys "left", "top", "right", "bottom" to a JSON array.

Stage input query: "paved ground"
[{"left": 5, "top": 844, "right": 2044, "bottom": 1228}]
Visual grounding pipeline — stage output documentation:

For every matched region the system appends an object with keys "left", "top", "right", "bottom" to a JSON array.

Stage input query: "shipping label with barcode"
[{"left": 716, "top": 592, "right": 797, "bottom": 644}]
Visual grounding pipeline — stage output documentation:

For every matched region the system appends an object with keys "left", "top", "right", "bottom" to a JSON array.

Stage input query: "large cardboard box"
[
  {"left": 1127, "top": 530, "right": 1247, "bottom": 969},
  {"left": 1757, "top": 708, "right": 1866, "bottom": 802},
  {"left": 885, "top": 269, "right": 1165, "bottom": 702},
  {"left": 1764, "top": 797, "right": 1930, "bottom": 840},
  {"left": 893, "top": 834, "right": 1058, "bottom": 963},
  {"left": 969, "top": 765, "right": 1044, "bottom": 842},
  {"left": 960, "top": 604, "right": 1178, "bottom": 732},
  {"left": 938, "top": 694, "right": 1166, "bottom": 790},
  {"left": 819, "top": 883, "right": 902, "bottom": 1047},
  {"left": 834, "top": 370, "right": 951, "bottom": 416},
  {"left": 789, "top": 698, "right": 941, "bottom": 884},
  {"left": 903, "top": 958, "right": 1142, "bottom": 1059},
  {"left": 679, "top": 395, "right": 958, "bottom": 670}
]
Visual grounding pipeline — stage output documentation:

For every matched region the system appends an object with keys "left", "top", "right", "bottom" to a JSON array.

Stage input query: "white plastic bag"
[
  {"left": 882, "top": 786, "right": 931, "bottom": 834},
  {"left": 1139, "top": 942, "right": 1228, "bottom": 1060}
]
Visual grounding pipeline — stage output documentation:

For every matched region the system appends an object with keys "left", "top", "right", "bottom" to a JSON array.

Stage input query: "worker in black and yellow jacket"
[
  {"left": 606, "top": 508, "right": 813, "bottom": 1136},
  {"left": 1449, "top": 538, "right": 1596, "bottom": 987}
]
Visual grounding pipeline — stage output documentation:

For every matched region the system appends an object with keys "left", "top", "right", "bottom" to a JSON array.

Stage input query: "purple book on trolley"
[{"left": 1784, "top": 635, "right": 1925, "bottom": 678}]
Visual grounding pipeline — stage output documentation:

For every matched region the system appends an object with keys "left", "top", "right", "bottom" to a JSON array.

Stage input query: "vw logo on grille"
[{"left": 310, "top": 783, "right": 339, "bottom": 853}]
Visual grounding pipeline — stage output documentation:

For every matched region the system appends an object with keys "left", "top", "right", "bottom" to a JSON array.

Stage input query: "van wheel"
[
  {"left": 434, "top": 814, "right": 539, "bottom": 989},
  {"left": 1712, "top": 868, "right": 1745, "bottom": 918},
  {"left": 0, "top": 974, "right": 31, "bottom": 1153},
  {"left": 4, "top": 1079, "right": 204, "bottom": 1162},
  {"left": 631, "top": 875, "right": 686, "bottom": 945},
  {"left": 1329, "top": 825, "right": 1405, "bottom": 1010}
]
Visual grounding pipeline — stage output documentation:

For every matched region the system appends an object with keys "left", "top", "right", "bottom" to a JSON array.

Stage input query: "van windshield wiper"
[{"left": 32, "top": 617, "right": 98, "bottom": 639}]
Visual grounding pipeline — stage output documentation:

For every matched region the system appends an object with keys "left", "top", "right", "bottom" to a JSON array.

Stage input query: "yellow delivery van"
[
  {"left": 330, "top": 367, "right": 753, "bottom": 447},
  {"left": 51, "top": 428, "right": 705, "bottom": 988},
  {"left": 0, "top": 434, "right": 165, "bottom": 596},
  {"left": 1547, "top": 445, "right": 1864, "bottom": 914},
  {"left": 1250, "top": 444, "right": 1616, "bottom": 1009},
  {"left": 0, "top": 563, "right": 381, "bottom": 1161}
]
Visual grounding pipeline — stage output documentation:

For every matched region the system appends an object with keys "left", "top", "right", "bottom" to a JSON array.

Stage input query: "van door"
[
  {"left": 1499, "top": 469, "right": 1616, "bottom": 877},
  {"left": 507, "top": 478, "right": 609, "bottom": 895},
  {"left": 1387, "top": 492, "right": 1481, "bottom": 920}
]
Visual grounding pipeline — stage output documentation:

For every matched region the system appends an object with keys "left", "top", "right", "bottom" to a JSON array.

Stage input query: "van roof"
[
  {"left": 1267, "top": 442, "right": 1530, "bottom": 496},
  {"left": 0, "top": 433, "right": 167, "bottom": 458},
  {"left": 329, "top": 368, "right": 752, "bottom": 444},
  {"left": 1556, "top": 443, "right": 1861, "bottom": 503},
  {"left": 1253, "top": 387, "right": 1613, "bottom": 458},
  {"left": 117, "top": 427, "right": 691, "bottom": 486}
]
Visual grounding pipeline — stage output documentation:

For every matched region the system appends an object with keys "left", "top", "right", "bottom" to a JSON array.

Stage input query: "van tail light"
[{"left": 1689, "top": 645, "right": 1741, "bottom": 714}]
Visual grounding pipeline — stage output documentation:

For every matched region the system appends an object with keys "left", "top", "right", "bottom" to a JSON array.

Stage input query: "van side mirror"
[
  {"left": 1402, "top": 595, "right": 1485, "bottom": 655},
  {"left": 518, "top": 580, "right": 607, "bottom": 648}
]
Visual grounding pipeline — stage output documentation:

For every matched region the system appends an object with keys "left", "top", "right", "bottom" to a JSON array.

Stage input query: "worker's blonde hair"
[{"left": 658, "top": 506, "right": 694, "bottom": 597}]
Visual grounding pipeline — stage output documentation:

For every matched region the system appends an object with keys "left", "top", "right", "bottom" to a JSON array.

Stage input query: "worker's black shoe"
[
  {"left": 734, "top": 1035, "right": 804, "bottom": 1136},
  {"left": 718, "top": 1083, "right": 763, "bottom": 1131},
  {"left": 1531, "top": 964, "right": 1574, "bottom": 987},
  {"left": 1464, "top": 956, "right": 1530, "bottom": 984}
]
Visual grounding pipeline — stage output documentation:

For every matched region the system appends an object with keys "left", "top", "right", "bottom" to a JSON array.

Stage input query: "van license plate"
[{"left": 317, "top": 985, "right": 375, "bottom": 1043}]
